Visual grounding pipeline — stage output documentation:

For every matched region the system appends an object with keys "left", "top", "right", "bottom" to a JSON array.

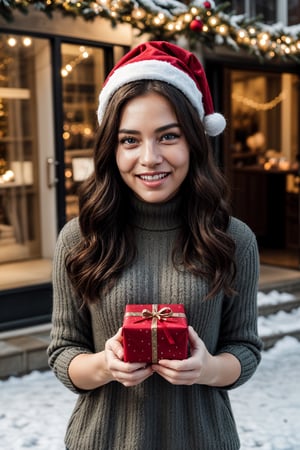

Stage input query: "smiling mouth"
[{"left": 138, "top": 173, "right": 169, "bottom": 181}]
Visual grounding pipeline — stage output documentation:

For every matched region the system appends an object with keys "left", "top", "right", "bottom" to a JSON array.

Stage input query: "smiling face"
[{"left": 116, "top": 92, "right": 190, "bottom": 203}]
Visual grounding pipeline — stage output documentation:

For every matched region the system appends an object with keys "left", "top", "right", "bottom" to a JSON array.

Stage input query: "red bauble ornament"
[
  {"left": 189, "top": 18, "right": 203, "bottom": 32},
  {"left": 203, "top": 1, "right": 211, "bottom": 8}
]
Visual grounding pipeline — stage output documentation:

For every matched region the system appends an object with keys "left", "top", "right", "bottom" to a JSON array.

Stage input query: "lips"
[{"left": 138, "top": 172, "right": 169, "bottom": 181}]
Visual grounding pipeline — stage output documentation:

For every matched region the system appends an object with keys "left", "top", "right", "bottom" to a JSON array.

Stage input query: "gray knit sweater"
[{"left": 48, "top": 195, "right": 262, "bottom": 450}]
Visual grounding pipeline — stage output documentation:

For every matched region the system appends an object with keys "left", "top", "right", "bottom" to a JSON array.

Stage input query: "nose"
[{"left": 139, "top": 140, "right": 163, "bottom": 167}]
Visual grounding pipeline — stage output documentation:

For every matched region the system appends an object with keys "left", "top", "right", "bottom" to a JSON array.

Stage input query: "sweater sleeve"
[
  {"left": 216, "top": 218, "right": 263, "bottom": 390},
  {"left": 47, "top": 219, "right": 94, "bottom": 394}
]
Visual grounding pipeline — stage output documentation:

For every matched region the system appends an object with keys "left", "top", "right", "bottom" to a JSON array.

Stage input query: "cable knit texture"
[{"left": 48, "top": 195, "right": 262, "bottom": 450}]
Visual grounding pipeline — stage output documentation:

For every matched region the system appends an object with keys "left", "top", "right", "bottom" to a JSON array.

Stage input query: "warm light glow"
[
  {"left": 131, "top": 7, "right": 146, "bottom": 20},
  {"left": 208, "top": 16, "right": 218, "bottom": 27},
  {"left": 264, "top": 162, "right": 272, "bottom": 170},
  {"left": 65, "top": 169, "right": 73, "bottom": 179},
  {"left": 2, "top": 170, "right": 14, "bottom": 182},
  {"left": 218, "top": 24, "right": 228, "bottom": 35},
  {"left": 22, "top": 37, "right": 32, "bottom": 47},
  {"left": 184, "top": 13, "right": 192, "bottom": 23},
  {"left": 7, "top": 37, "right": 17, "bottom": 47},
  {"left": 175, "top": 21, "right": 183, "bottom": 31},
  {"left": 166, "top": 23, "right": 175, "bottom": 31},
  {"left": 83, "top": 127, "right": 92, "bottom": 136},
  {"left": 63, "top": 132, "right": 70, "bottom": 141},
  {"left": 190, "top": 7, "right": 199, "bottom": 15}
]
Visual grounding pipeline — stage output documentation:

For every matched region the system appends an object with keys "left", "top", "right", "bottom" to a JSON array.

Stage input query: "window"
[
  {"left": 0, "top": 35, "right": 46, "bottom": 265},
  {"left": 222, "top": 0, "right": 289, "bottom": 24},
  {"left": 288, "top": 0, "right": 300, "bottom": 25}
]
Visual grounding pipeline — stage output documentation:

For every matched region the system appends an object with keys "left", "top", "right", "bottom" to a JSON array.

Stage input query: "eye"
[
  {"left": 119, "top": 136, "right": 138, "bottom": 147},
  {"left": 160, "top": 132, "right": 180, "bottom": 142}
]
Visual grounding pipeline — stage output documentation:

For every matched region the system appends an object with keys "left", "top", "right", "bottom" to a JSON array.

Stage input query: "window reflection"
[{"left": 61, "top": 44, "right": 105, "bottom": 221}]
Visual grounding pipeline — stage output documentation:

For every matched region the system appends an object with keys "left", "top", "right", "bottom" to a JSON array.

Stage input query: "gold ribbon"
[{"left": 125, "top": 305, "right": 186, "bottom": 363}]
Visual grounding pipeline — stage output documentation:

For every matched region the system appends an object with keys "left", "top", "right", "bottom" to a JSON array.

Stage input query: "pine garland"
[{"left": 1, "top": 0, "right": 300, "bottom": 63}]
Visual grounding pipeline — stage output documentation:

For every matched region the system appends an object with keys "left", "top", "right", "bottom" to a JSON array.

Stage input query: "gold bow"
[{"left": 141, "top": 306, "right": 173, "bottom": 321}]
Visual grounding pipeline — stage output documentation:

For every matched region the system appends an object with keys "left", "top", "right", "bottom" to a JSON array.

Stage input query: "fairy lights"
[
  {"left": 232, "top": 91, "right": 286, "bottom": 111},
  {"left": 61, "top": 46, "right": 91, "bottom": 78},
  {"left": 1, "top": 0, "right": 300, "bottom": 63}
]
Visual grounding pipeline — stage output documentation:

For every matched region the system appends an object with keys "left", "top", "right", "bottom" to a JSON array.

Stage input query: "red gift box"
[{"left": 122, "top": 304, "right": 188, "bottom": 363}]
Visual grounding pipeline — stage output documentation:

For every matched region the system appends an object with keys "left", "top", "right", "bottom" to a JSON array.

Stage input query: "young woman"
[{"left": 48, "top": 41, "right": 262, "bottom": 450}]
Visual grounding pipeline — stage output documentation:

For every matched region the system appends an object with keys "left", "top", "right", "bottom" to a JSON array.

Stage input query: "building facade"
[{"left": 0, "top": 1, "right": 299, "bottom": 331}]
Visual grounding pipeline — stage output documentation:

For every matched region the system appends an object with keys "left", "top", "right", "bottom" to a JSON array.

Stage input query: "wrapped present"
[{"left": 122, "top": 304, "right": 188, "bottom": 363}]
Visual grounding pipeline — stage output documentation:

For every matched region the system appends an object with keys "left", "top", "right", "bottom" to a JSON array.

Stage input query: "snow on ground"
[
  {"left": 231, "top": 336, "right": 300, "bottom": 450},
  {"left": 0, "top": 290, "right": 300, "bottom": 450}
]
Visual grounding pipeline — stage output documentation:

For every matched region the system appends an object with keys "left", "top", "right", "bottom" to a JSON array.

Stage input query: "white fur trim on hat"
[{"left": 98, "top": 60, "right": 204, "bottom": 120}]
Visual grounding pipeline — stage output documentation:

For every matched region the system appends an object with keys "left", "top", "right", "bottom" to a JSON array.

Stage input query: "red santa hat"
[{"left": 97, "top": 41, "right": 226, "bottom": 137}]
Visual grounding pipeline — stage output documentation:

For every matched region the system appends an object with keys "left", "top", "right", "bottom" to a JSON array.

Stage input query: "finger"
[
  {"left": 188, "top": 325, "right": 200, "bottom": 346},
  {"left": 106, "top": 328, "right": 124, "bottom": 359},
  {"left": 153, "top": 359, "right": 192, "bottom": 372},
  {"left": 153, "top": 365, "right": 195, "bottom": 385},
  {"left": 113, "top": 365, "right": 153, "bottom": 387},
  {"left": 110, "top": 359, "right": 150, "bottom": 374}
]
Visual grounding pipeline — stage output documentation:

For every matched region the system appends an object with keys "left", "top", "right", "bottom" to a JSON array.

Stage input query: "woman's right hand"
[
  {"left": 68, "top": 328, "right": 153, "bottom": 390},
  {"left": 105, "top": 328, "right": 153, "bottom": 387}
]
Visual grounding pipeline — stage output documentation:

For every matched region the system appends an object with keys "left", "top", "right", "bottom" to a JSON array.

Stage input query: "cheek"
[
  {"left": 116, "top": 149, "right": 131, "bottom": 173},
  {"left": 172, "top": 148, "right": 190, "bottom": 169}
]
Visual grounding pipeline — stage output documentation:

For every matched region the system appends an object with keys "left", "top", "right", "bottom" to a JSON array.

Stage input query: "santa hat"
[{"left": 97, "top": 41, "right": 226, "bottom": 137}]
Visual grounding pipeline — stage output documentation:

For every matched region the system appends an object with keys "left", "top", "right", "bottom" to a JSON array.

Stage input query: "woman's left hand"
[
  {"left": 152, "top": 325, "right": 241, "bottom": 387},
  {"left": 151, "top": 325, "right": 214, "bottom": 385}
]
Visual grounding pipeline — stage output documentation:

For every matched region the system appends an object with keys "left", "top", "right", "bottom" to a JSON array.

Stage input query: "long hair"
[{"left": 66, "top": 80, "right": 236, "bottom": 304}]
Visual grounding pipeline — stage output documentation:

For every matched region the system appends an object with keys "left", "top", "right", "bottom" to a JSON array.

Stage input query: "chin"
[{"left": 136, "top": 192, "right": 175, "bottom": 204}]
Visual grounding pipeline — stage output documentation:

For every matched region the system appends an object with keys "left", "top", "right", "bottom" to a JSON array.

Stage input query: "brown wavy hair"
[{"left": 66, "top": 80, "right": 236, "bottom": 304}]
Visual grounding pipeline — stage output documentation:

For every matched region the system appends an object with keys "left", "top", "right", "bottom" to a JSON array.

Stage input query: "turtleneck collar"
[{"left": 128, "top": 194, "right": 182, "bottom": 231}]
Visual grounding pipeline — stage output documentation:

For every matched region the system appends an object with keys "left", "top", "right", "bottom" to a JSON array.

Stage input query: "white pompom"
[{"left": 203, "top": 113, "right": 226, "bottom": 137}]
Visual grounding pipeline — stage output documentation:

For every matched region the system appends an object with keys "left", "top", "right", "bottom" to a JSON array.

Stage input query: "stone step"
[
  {"left": 258, "top": 265, "right": 300, "bottom": 294},
  {"left": 258, "top": 291, "right": 300, "bottom": 316},
  {"left": 0, "top": 324, "right": 50, "bottom": 379},
  {"left": 258, "top": 303, "right": 300, "bottom": 350},
  {"left": 262, "top": 329, "right": 300, "bottom": 350}
]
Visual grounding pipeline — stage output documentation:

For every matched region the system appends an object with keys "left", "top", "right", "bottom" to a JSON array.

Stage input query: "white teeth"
[{"left": 140, "top": 173, "right": 167, "bottom": 181}]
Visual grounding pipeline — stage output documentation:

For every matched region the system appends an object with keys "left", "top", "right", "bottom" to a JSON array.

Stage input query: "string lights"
[
  {"left": 232, "top": 91, "right": 286, "bottom": 111},
  {"left": 61, "top": 46, "right": 91, "bottom": 77},
  {"left": 1, "top": 1, "right": 300, "bottom": 63}
]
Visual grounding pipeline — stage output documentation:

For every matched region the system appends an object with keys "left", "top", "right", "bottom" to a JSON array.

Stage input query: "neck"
[{"left": 129, "top": 195, "right": 182, "bottom": 231}]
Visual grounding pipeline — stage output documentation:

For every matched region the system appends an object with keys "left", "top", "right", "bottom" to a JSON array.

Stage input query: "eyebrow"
[{"left": 118, "top": 123, "right": 180, "bottom": 134}]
